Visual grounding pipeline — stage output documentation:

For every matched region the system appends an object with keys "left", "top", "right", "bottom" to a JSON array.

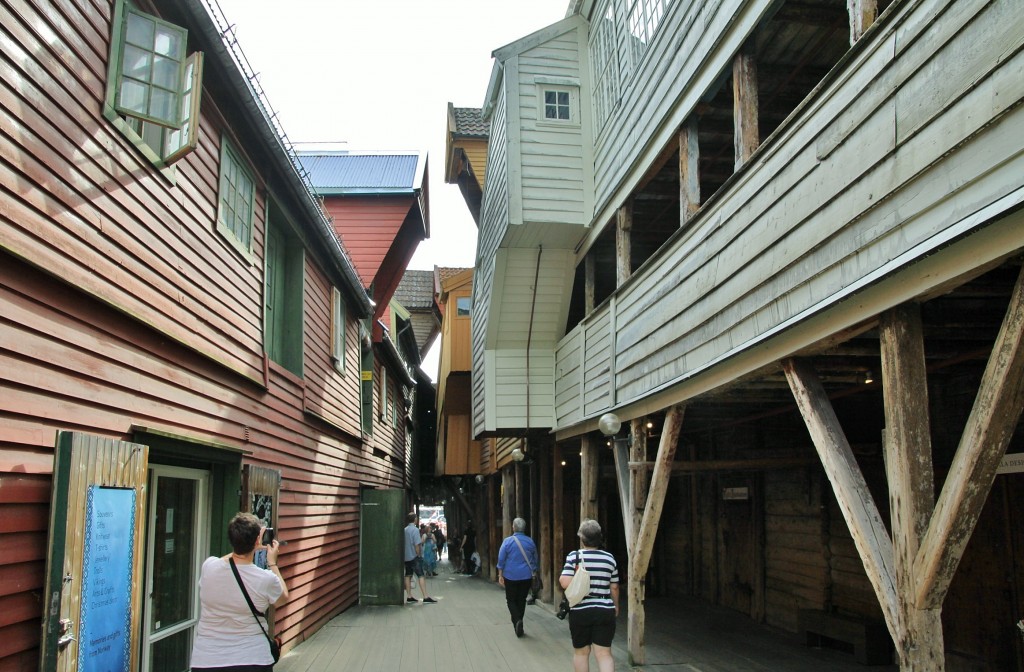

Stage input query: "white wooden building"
[{"left": 466, "top": 0, "right": 1024, "bottom": 669}]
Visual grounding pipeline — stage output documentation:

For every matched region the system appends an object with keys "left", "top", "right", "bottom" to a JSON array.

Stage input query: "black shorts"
[
  {"left": 568, "top": 606, "right": 616, "bottom": 648},
  {"left": 405, "top": 557, "right": 424, "bottom": 577}
]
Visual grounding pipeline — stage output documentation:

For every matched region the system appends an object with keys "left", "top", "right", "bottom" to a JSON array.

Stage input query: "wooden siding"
[
  {"left": 515, "top": 26, "right": 590, "bottom": 229},
  {"left": 0, "top": 0, "right": 270, "bottom": 384},
  {"left": 462, "top": 139, "right": 488, "bottom": 192},
  {"left": 492, "top": 349, "right": 556, "bottom": 430},
  {"left": 472, "top": 86, "right": 510, "bottom": 436},
  {"left": 0, "top": 253, "right": 402, "bottom": 663},
  {"left": 554, "top": 0, "right": 1024, "bottom": 430},
  {"left": 554, "top": 326, "right": 583, "bottom": 427},
  {"left": 322, "top": 196, "right": 415, "bottom": 288}
]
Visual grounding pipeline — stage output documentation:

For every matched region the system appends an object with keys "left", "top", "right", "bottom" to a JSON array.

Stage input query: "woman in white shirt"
[
  {"left": 559, "top": 519, "right": 620, "bottom": 672},
  {"left": 190, "top": 512, "right": 289, "bottom": 671}
]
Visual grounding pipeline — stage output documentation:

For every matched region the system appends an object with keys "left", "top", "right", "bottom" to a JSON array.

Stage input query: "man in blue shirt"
[
  {"left": 497, "top": 517, "right": 538, "bottom": 637},
  {"left": 404, "top": 512, "right": 436, "bottom": 604}
]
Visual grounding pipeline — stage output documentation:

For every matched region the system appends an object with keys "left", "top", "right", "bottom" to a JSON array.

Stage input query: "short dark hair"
[{"left": 228, "top": 512, "right": 262, "bottom": 555}]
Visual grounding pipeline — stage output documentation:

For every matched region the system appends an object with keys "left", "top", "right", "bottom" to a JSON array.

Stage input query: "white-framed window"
[
  {"left": 456, "top": 296, "right": 472, "bottom": 317},
  {"left": 590, "top": 2, "right": 621, "bottom": 133},
  {"left": 217, "top": 137, "right": 256, "bottom": 256},
  {"left": 331, "top": 287, "right": 346, "bottom": 371},
  {"left": 103, "top": 0, "right": 203, "bottom": 168},
  {"left": 535, "top": 79, "right": 580, "bottom": 127},
  {"left": 626, "top": 0, "right": 671, "bottom": 70}
]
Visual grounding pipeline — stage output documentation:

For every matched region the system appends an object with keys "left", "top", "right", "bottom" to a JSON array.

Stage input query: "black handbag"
[{"left": 229, "top": 558, "right": 282, "bottom": 663}]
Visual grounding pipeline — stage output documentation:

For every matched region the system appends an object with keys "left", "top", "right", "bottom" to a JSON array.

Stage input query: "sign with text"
[
  {"left": 79, "top": 486, "right": 136, "bottom": 672},
  {"left": 997, "top": 452, "right": 1024, "bottom": 475}
]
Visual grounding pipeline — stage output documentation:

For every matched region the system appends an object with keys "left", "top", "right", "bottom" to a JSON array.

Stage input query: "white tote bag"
[{"left": 563, "top": 550, "right": 591, "bottom": 606}]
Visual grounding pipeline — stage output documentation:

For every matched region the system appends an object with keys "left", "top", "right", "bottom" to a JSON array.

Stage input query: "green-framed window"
[
  {"left": 104, "top": 0, "right": 203, "bottom": 168},
  {"left": 331, "top": 287, "right": 346, "bottom": 372},
  {"left": 360, "top": 321, "right": 374, "bottom": 437},
  {"left": 218, "top": 138, "right": 256, "bottom": 256},
  {"left": 264, "top": 200, "right": 304, "bottom": 376}
]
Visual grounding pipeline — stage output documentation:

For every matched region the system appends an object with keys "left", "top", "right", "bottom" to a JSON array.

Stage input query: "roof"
[
  {"left": 449, "top": 106, "right": 489, "bottom": 138},
  {"left": 297, "top": 151, "right": 426, "bottom": 195},
  {"left": 437, "top": 266, "right": 471, "bottom": 284},
  {"left": 394, "top": 270, "right": 437, "bottom": 310}
]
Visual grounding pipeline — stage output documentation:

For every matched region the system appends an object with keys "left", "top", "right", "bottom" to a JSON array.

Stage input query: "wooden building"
[
  {"left": 458, "top": 0, "right": 1024, "bottom": 669},
  {"left": 0, "top": 0, "right": 426, "bottom": 668}
]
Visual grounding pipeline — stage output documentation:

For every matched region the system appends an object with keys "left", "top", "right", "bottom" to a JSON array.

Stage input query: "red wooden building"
[{"left": 0, "top": 0, "right": 424, "bottom": 668}]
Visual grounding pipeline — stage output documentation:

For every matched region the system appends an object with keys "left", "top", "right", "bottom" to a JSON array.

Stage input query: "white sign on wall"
[{"left": 997, "top": 453, "right": 1024, "bottom": 475}]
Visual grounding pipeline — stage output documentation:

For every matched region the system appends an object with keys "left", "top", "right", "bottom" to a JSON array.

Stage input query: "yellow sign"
[{"left": 361, "top": 370, "right": 372, "bottom": 381}]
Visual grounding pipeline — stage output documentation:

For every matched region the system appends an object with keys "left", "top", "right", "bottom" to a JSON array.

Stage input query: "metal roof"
[{"left": 297, "top": 151, "right": 425, "bottom": 195}]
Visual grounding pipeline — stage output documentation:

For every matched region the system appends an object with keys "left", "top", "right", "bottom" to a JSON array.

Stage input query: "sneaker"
[
  {"left": 515, "top": 620, "right": 524, "bottom": 638},
  {"left": 423, "top": 597, "right": 437, "bottom": 604},
  {"left": 406, "top": 597, "right": 418, "bottom": 603}
]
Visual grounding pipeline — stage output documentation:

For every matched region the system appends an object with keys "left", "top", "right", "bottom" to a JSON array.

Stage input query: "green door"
[{"left": 359, "top": 488, "right": 405, "bottom": 605}]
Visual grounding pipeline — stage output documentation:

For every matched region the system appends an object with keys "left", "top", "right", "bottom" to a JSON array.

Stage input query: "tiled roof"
[
  {"left": 297, "top": 151, "right": 424, "bottom": 194},
  {"left": 451, "top": 107, "right": 489, "bottom": 138},
  {"left": 438, "top": 266, "right": 471, "bottom": 284},
  {"left": 394, "top": 270, "right": 436, "bottom": 309}
]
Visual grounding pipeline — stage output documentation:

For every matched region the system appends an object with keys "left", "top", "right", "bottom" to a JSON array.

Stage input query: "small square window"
[
  {"left": 456, "top": 296, "right": 471, "bottom": 317},
  {"left": 544, "top": 90, "right": 571, "bottom": 121}
]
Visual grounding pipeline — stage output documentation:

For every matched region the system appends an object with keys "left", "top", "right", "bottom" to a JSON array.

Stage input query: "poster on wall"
[
  {"left": 252, "top": 493, "right": 273, "bottom": 569},
  {"left": 78, "top": 486, "right": 136, "bottom": 672}
]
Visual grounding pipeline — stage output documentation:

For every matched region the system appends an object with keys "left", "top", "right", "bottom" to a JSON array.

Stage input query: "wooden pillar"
[
  {"left": 515, "top": 459, "right": 525, "bottom": 520},
  {"left": 732, "top": 48, "right": 759, "bottom": 170},
  {"left": 880, "top": 304, "right": 944, "bottom": 669},
  {"left": 552, "top": 443, "right": 565, "bottom": 604},
  {"left": 628, "top": 406, "right": 685, "bottom": 666},
  {"left": 626, "top": 418, "right": 648, "bottom": 665},
  {"left": 783, "top": 358, "right": 899, "bottom": 631},
  {"left": 629, "top": 420, "right": 647, "bottom": 547},
  {"left": 616, "top": 202, "right": 633, "bottom": 287},
  {"left": 584, "top": 253, "right": 596, "bottom": 314},
  {"left": 581, "top": 435, "right": 599, "bottom": 521},
  {"left": 848, "top": 0, "right": 878, "bottom": 44},
  {"left": 679, "top": 118, "right": 700, "bottom": 226},
  {"left": 486, "top": 477, "right": 498, "bottom": 581},
  {"left": 502, "top": 465, "right": 514, "bottom": 538},
  {"left": 540, "top": 442, "right": 553, "bottom": 603},
  {"left": 612, "top": 436, "right": 634, "bottom": 556}
]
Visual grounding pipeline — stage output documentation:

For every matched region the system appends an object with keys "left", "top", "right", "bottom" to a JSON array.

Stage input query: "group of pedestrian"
[
  {"left": 497, "top": 516, "right": 620, "bottom": 672},
  {"left": 418, "top": 521, "right": 445, "bottom": 576}
]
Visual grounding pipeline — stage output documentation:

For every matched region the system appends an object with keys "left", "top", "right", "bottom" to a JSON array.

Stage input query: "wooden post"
[
  {"left": 581, "top": 435, "right": 599, "bottom": 521},
  {"left": 915, "top": 265, "right": 1024, "bottom": 609},
  {"left": 552, "top": 443, "right": 565, "bottom": 604},
  {"left": 679, "top": 118, "right": 700, "bottom": 226},
  {"left": 880, "top": 303, "right": 944, "bottom": 669},
  {"left": 616, "top": 202, "right": 633, "bottom": 287},
  {"left": 848, "top": 0, "right": 878, "bottom": 44},
  {"left": 502, "top": 465, "right": 514, "bottom": 538},
  {"left": 629, "top": 406, "right": 685, "bottom": 666},
  {"left": 584, "top": 253, "right": 596, "bottom": 314},
  {"left": 783, "top": 358, "right": 899, "bottom": 633},
  {"left": 626, "top": 418, "right": 648, "bottom": 665},
  {"left": 629, "top": 420, "right": 647, "bottom": 547},
  {"left": 733, "top": 48, "right": 759, "bottom": 170},
  {"left": 540, "top": 441, "right": 553, "bottom": 603},
  {"left": 612, "top": 437, "right": 634, "bottom": 557},
  {"left": 515, "top": 459, "right": 525, "bottom": 520}
]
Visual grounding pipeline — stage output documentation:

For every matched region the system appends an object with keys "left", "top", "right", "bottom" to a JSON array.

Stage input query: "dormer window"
[
  {"left": 544, "top": 90, "right": 571, "bottom": 121},
  {"left": 534, "top": 77, "right": 580, "bottom": 127}
]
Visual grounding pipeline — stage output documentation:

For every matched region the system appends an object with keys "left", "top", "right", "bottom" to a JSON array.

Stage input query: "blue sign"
[{"left": 79, "top": 486, "right": 136, "bottom": 672}]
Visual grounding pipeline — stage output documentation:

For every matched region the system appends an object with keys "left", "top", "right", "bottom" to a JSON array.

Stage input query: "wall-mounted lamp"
[
  {"left": 598, "top": 412, "right": 632, "bottom": 449},
  {"left": 475, "top": 474, "right": 484, "bottom": 484},
  {"left": 863, "top": 370, "right": 874, "bottom": 385},
  {"left": 512, "top": 447, "right": 525, "bottom": 462}
]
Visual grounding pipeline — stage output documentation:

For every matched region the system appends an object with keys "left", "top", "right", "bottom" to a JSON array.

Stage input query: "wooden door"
[
  {"left": 359, "top": 488, "right": 404, "bottom": 605},
  {"left": 40, "top": 431, "right": 149, "bottom": 672},
  {"left": 717, "top": 474, "right": 764, "bottom": 620}
]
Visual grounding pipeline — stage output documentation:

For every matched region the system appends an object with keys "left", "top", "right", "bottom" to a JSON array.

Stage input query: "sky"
[{"left": 214, "top": 0, "right": 568, "bottom": 272}]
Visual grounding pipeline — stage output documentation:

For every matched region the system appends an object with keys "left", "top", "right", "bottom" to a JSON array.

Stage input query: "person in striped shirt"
[{"left": 559, "top": 519, "right": 620, "bottom": 672}]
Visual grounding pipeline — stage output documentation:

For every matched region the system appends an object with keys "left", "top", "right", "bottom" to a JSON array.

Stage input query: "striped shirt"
[{"left": 561, "top": 549, "right": 618, "bottom": 610}]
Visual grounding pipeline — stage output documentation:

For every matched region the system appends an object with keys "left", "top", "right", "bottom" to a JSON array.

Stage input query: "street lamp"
[{"left": 598, "top": 412, "right": 631, "bottom": 448}]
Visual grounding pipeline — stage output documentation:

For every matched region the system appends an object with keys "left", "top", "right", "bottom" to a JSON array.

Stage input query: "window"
[
  {"left": 217, "top": 138, "right": 256, "bottom": 255},
  {"left": 104, "top": 0, "right": 203, "bottom": 167},
  {"left": 331, "top": 287, "right": 346, "bottom": 371},
  {"left": 456, "top": 296, "right": 472, "bottom": 317},
  {"left": 360, "top": 321, "right": 373, "bottom": 437},
  {"left": 544, "top": 90, "right": 571, "bottom": 120},
  {"left": 590, "top": 3, "right": 621, "bottom": 133},
  {"left": 264, "top": 202, "right": 304, "bottom": 376},
  {"left": 378, "top": 367, "right": 388, "bottom": 422},
  {"left": 535, "top": 79, "right": 579, "bottom": 126}
]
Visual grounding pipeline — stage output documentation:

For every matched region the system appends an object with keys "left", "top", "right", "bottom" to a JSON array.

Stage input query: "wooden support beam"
[
  {"left": 848, "top": 0, "right": 878, "bottom": 44},
  {"left": 783, "top": 358, "right": 899, "bottom": 631},
  {"left": 915, "top": 265, "right": 1024, "bottom": 609},
  {"left": 612, "top": 438, "right": 634, "bottom": 557},
  {"left": 879, "top": 303, "right": 944, "bottom": 668},
  {"left": 584, "top": 253, "right": 596, "bottom": 314},
  {"left": 540, "top": 442, "right": 553, "bottom": 603},
  {"left": 515, "top": 460, "right": 525, "bottom": 520},
  {"left": 629, "top": 420, "right": 647, "bottom": 546},
  {"left": 633, "top": 406, "right": 685, "bottom": 577},
  {"left": 502, "top": 466, "right": 514, "bottom": 538},
  {"left": 732, "top": 49, "right": 759, "bottom": 170},
  {"left": 581, "top": 435, "right": 599, "bottom": 521},
  {"left": 626, "top": 417, "right": 653, "bottom": 666},
  {"left": 616, "top": 202, "right": 633, "bottom": 287},
  {"left": 552, "top": 443, "right": 565, "bottom": 604},
  {"left": 628, "top": 456, "right": 818, "bottom": 472},
  {"left": 486, "top": 477, "right": 497, "bottom": 581},
  {"left": 679, "top": 119, "right": 700, "bottom": 225}
]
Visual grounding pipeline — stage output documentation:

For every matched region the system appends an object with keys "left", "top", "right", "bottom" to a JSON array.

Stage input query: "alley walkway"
[{"left": 277, "top": 560, "right": 898, "bottom": 671}]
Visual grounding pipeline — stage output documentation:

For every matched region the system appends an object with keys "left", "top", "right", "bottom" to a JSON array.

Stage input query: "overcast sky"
[{"left": 214, "top": 0, "right": 568, "bottom": 272}]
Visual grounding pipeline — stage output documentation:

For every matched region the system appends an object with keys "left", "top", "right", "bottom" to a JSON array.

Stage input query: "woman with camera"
[
  {"left": 190, "top": 512, "right": 290, "bottom": 671},
  {"left": 558, "top": 519, "right": 619, "bottom": 672}
]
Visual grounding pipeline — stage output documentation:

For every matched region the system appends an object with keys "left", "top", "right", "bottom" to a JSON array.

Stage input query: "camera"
[
  {"left": 262, "top": 527, "right": 275, "bottom": 545},
  {"left": 556, "top": 597, "right": 570, "bottom": 620}
]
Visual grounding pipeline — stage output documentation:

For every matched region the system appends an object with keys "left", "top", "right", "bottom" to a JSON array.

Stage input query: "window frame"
[
  {"left": 331, "top": 287, "right": 346, "bottom": 372},
  {"left": 217, "top": 136, "right": 257, "bottom": 260},
  {"left": 534, "top": 80, "right": 581, "bottom": 128}
]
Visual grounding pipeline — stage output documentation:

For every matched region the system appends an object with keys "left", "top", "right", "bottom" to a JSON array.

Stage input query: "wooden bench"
[{"left": 798, "top": 609, "right": 892, "bottom": 665}]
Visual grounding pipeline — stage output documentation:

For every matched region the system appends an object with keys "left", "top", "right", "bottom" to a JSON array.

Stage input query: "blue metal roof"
[{"left": 296, "top": 151, "right": 424, "bottom": 195}]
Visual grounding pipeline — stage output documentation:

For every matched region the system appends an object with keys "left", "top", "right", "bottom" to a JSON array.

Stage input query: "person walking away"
[
  {"left": 421, "top": 523, "right": 438, "bottom": 576},
  {"left": 404, "top": 513, "right": 437, "bottom": 603},
  {"left": 497, "top": 517, "right": 538, "bottom": 638},
  {"left": 190, "top": 512, "right": 289, "bottom": 671},
  {"left": 460, "top": 521, "right": 477, "bottom": 575},
  {"left": 432, "top": 523, "right": 446, "bottom": 563},
  {"left": 559, "top": 519, "right": 619, "bottom": 672}
]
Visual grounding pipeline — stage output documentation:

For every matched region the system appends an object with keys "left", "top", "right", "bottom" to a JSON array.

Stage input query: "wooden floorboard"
[{"left": 276, "top": 559, "right": 898, "bottom": 672}]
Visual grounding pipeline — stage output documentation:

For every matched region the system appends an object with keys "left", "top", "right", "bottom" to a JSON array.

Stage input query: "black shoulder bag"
[{"left": 229, "top": 558, "right": 282, "bottom": 663}]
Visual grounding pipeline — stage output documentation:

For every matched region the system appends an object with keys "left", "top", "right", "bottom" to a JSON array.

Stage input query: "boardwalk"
[{"left": 277, "top": 560, "right": 897, "bottom": 671}]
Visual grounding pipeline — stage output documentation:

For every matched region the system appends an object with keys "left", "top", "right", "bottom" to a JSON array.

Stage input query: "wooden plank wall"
[{"left": 322, "top": 197, "right": 414, "bottom": 288}]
